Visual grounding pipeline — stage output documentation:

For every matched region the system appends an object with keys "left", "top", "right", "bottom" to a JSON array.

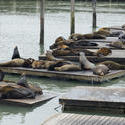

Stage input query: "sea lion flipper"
[{"left": 12, "top": 46, "right": 21, "bottom": 59}]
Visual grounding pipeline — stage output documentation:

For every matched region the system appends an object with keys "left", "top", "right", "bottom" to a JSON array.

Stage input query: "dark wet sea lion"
[
  {"left": 79, "top": 52, "right": 96, "bottom": 70},
  {"left": 98, "top": 61, "right": 125, "bottom": 70},
  {"left": 0, "top": 84, "right": 35, "bottom": 99},
  {"left": 12, "top": 46, "right": 21, "bottom": 59},
  {"left": 119, "top": 32, "right": 125, "bottom": 43},
  {"left": 96, "top": 47, "right": 112, "bottom": 57},
  {"left": 54, "top": 64, "right": 81, "bottom": 71},
  {"left": 92, "top": 64, "right": 109, "bottom": 76},
  {"left": 0, "top": 70, "right": 4, "bottom": 81}
]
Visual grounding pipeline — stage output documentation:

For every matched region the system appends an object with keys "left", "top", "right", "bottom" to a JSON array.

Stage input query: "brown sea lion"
[
  {"left": 98, "top": 61, "right": 125, "bottom": 70},
  {"left": 12, "top": 46, "right": 21, "bottom": 59},
  {"left": 109, "top": 41, "right": 125, "bottom": 49},
  {"left": 79, "top": 52, "right": 96, "bottom": 70},
  {"left": 55, "top": 64, "right": 81, "bottom": 71},
  {"left": 96, "top": 47, "right": 112, "bottom": 57},
  {"left": 92, "top": 64, "right": 109, "bottom": 76},
  {"left": 95, "top": 28, "right": 110, "bottom": 37},
  {"left": 32, "top": 60, "right": 45, "bottom": 69},
  {"left": 0, "top": 58, "right": 34, "bottom": 68},
  {"left": 69, "top": 33, "right": 106, "bottom": 41}
]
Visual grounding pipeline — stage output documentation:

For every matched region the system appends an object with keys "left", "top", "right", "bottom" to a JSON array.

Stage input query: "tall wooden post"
[
  {"left": 70, "top": 0, "right": 75, "bottom": 35},
  {"left": 92, "top": 0, "right": 96, "bottom": 30},
  {"left": 40, "top": 0, "right": 45, "bottom": 44}
]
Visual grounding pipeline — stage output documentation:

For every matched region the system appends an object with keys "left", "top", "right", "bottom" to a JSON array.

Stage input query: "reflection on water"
[{"left": 0, "top": 0, "right": 125, "bottom": 125}]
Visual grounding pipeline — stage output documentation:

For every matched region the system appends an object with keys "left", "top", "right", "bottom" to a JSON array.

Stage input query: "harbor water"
[{"left": 0, "top": 0, "right": 125, "bottom": 125}]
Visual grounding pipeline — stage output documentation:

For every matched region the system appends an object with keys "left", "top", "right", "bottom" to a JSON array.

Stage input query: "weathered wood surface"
[
  {"left": 0, "top": 92, "right": 56, "bottom": 106},
  {"left": 42, "top": 113, "right": 125, "bottom": 125},
  {"left": 0, "top": 67, "right": 125, "bottom": 83},
  {"left": 59, "top": 86, "right": 125, "bottom": 113}
]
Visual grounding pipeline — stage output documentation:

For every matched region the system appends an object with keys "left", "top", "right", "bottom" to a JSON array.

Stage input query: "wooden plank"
[
  {"left": 0, "top": 92, "right": 56, "bottom": 106},
  {"left": 0, "top": 67, "right": 125, "bottom": 83},
  {"left": 59, "top": 86, "right": 125, "bottom": 112},
  {"left": 42, "top": 113, "right": 125, "bottom": 125}
]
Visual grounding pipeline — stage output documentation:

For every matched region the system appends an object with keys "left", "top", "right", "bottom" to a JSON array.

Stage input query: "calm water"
[{"left": 0, "top": 0, "right": 125, "bottom": 125}]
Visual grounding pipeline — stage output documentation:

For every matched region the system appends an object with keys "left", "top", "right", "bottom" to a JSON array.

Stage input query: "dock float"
[
  {"left": 1, "top": 67, "right": 125, "bottom": 83},
  {"left": 0, "top": 92, "right": 56, "bottom": 106},
  {"left": 42, "top": 113, "right": 125, "bottom": 125},
  {"left": 59, "top": 86, "right": 125, "bottom": 113}
]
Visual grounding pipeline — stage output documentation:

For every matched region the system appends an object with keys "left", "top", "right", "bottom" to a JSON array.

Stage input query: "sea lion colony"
[{"left": 1, "top": 26, "right": 125, "bottom": 76}]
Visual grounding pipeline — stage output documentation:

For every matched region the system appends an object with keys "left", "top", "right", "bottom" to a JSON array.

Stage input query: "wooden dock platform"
[
  {"left": 0, "top": 92, "right": 56, "bottom": 106},
  {"left": 1, "top": 67, "right": 125, "bottom": 83},
  {"left": 59, "top": 86, "right": 125, "bottom": 113},
  {"left": 42, "top": 113, "right": 125, "bottom": 125}
]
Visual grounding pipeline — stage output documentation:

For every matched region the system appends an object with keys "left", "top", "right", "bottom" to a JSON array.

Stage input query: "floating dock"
[
  {"left": 1, "top": 67, "right": 125, "bottom": 83},
  {"left": 42, "top": 113, "right": 125, "bottom": 125},
  {"left": 59, "top": 86, "right": 125, "bottom": 113},
  {"left": 0, "top": 92, "right": 56, "bottom": 106}
]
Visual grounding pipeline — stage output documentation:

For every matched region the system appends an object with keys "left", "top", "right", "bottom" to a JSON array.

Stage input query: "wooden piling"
[
  {"left": 40, "top": 0, "right": 45, "bottom": 44},
  {"left": 70, "top": 0, "right": 75, "bottom": 35},
  {"left": 92, "top": 0, "right": 96, "bottom": 30}
]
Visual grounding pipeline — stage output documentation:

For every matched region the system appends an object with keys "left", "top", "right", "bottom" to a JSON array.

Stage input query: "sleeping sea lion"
[
  {"left": 79, "top": 52, "right": 96, "bottom": 70},
  {"left": 32, "top": 60, "right": 45, "bottom": 69},
  {"left": 0, "top": 84, "right": 35, "bottom": 99},
  {"left": 12, "top": 46, "right": 21, "bottom": 59},
  {"left": 92, "top": 64, "right": 109, "bottom": 76},
  {"left": 0, "top": 58, "right": 34, "bottom": 68},
  {"left": 55, "top": 36, "right": 66, "bottom": 44},
  {"left": 54, "top": 64, "right": 81, "bottom": 71},
  {"left": 98, "top": 61, "right": 125, "bottom": 70},
  {"left": 109, "top": 41, "right": 125, "bottom": 49},
  {"left": 96, "top": 47, "right": 112, "bottom": 57},
  {"left": 95, "top": 28, "right": 110, "bottom": 37}
]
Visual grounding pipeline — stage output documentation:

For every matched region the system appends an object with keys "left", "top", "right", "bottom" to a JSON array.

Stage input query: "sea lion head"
[
  {"left": 92, "top": 64, "right": 109, "bottom": 76},
  {"left": 96, "top": 47, "right": 112, "bottom": 57},
  {"left": 17, "top": 73, "right": 29, "bottom": 88},
  {"left": 12, "top": 46, "right": 21, "bottom": 60},
  {"left": 55, "top": 36, "right": 66, "bottom": 44}
]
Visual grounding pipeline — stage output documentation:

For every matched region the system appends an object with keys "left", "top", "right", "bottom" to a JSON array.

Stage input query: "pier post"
[
  {"left": 40, "top": 0, "right": 45, "bottom": 44},
  {"left": 92, "top": 0, "right": 96, "bottom": 30},
  {"left": 70, "top": 0, "right": 75, "bottom": 35}
]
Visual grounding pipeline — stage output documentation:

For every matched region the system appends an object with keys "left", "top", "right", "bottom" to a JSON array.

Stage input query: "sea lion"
[
  {"left": 79, "top": 52, "right": 96, "bottom": 70},
  {"left": 122, "top": 24, "right": 125, "bottom": 29},
  {"left": 98, "top": 61, "right": 125, "bottom": 70},
  {"left": 92, "top": 64, "right": 109, "bottom": 76},
  {"left": 46, "top": 51, "right": 64, "bottom": 61},
  {"left": 0, "top": 58, "right": 34, "bottom": 68},
  {"left": 17, "top": 73, "right": 29, "bottom": 88},
  {"left": 95, "top": 28, "right": 110, "bottom": 37},
  {"left": 0, "top": 84, "right": 35, "bottom": 99},
  {"left": 0, "top": 70, "right": 4, "bottom": 81},
  {"left": 55, "top": 64, "right": 81, "bottom": 71},
  {"left": 12, "top": 46, "right": 21, "bottom": 59},
  {"left": 69, "top": 33, "right": 106, "bottom": 41},
  {"left": 109, "top": 41, "right": 125, "bottom": 49},
  {"left": 32, "top": 60, "right": 45, "bottom": 69},
  {"left": 96, "top": 47, "right": 112, "bottom": 57},
  {"left": 118, "top": 32, "right": 125, "bottom": 43}
]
